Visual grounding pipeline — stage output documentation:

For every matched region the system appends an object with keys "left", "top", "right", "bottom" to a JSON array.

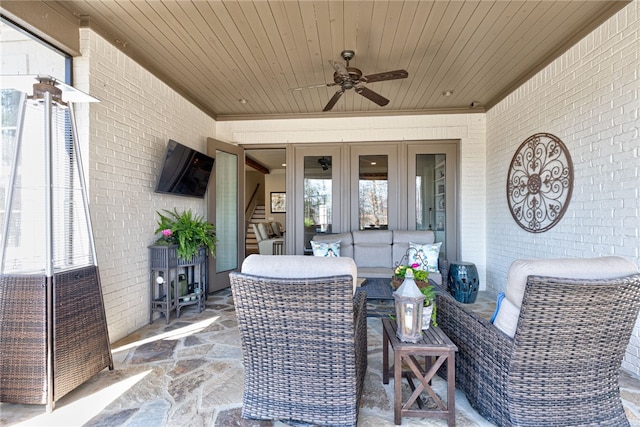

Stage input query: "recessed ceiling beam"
[{"left": 246, "top": 156, "right": 269, "bottom": 174}]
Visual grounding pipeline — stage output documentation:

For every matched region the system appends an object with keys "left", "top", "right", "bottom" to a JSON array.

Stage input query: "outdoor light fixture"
[
  {"left": 393, "top": 269, "right": 425, "bottom": 342},
  {"left": 0, "top": 75, "right": 112, "bottom": 411}
]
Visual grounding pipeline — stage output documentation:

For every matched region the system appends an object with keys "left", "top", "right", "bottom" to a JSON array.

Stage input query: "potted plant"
[
  {"left": 391, "top": 263, "right": 429, "bottom": 288},
  {"left": 154, "top": 208, "right": 217, "bottom": 259},
  {"left": 420, "top": 283, "right": 437, "bottom": 328}
]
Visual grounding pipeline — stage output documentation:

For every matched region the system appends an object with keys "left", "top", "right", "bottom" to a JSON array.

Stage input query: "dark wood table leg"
[
  {"left": 447, "top": 349, "right": 456, "bottom": 426},
  {"left": 394, "top": 349, "right": 403, "bottom": 425},
  {"left": 383, "top": 325, "right": 389, "bottom": 384}
]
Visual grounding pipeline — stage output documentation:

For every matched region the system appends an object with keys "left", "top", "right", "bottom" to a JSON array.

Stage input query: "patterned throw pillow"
[
  {"left": 408, "top": 242, "right": 442, "bottom": 273},
  {"left": 311, "top": 240, "right": 341, "bottom": 257}
]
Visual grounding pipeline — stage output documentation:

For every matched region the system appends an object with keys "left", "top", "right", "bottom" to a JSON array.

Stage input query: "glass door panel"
[
  {"left": 408, "top": 142, "right": 458, "bottom": 263},
  {"left": 207, "top": 138, "right": 244, "bottom": 291},
  {"left": 350, "top": 144, "right": 398, "bottom": 230},
  {"left": 303, "top": 155, "right": 333, "bottom": 251},
  {"left": 215, "top": 150, "right": 238, "bottom": 272},
  {"left": 358, "top": 155, "right": 388, "bottom": 230},
  {"left": 415, "top": 154, "right": 446, "bottom": 256}
]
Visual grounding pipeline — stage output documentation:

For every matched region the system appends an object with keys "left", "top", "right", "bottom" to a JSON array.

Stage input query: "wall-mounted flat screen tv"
[{"left": 155, "top": 139, "right": 215, "bottom": 198}]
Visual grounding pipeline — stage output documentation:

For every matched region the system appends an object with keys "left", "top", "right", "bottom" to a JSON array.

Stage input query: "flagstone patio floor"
[{"left": 2, "top": 288, "right": 640, "bottom": 426}]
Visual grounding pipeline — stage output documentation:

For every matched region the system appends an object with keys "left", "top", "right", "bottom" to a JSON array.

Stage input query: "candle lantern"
[{"left": 393, "top": 269, "right": 425, "bottom": 342}]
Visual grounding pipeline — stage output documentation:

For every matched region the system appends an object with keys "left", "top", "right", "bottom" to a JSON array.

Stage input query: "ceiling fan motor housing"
[{"left": 333, "top": 67, "right": 363, "bottom": 89}]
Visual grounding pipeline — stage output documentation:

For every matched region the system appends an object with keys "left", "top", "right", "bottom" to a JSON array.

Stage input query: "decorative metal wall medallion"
[{"left": 506, "top": 133, "right": 573, "bottom": 233}]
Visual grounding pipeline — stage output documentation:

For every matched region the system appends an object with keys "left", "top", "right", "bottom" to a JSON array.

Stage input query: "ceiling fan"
[{"left": 292, "top": 50, "right": 408, "bottom": 112}]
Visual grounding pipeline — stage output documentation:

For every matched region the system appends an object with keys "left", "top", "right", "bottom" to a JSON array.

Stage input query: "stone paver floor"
[{"left": 2, "top": 288, "right": 640, "bottom": 426}]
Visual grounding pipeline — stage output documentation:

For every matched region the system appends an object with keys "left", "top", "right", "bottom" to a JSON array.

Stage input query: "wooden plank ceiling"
[{"left": 50, "top": 0, "right": 628, "bottom": 120}]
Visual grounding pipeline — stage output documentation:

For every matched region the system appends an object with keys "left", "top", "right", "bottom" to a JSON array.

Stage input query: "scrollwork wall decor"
[{"left": 506, "top": 133, "right": 573, "bottom": 233}]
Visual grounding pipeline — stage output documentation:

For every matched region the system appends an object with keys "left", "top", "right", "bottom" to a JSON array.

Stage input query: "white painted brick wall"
[
  {"left": 486, "top": 1, "right": 640, "bottom": 373},
  {"left": 74, "top": 29, "right": 217, "bottom": 342}
]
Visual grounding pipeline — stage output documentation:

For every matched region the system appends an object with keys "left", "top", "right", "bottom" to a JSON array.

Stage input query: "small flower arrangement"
[
  {"left": 392, "top": 263, "right": 430, "bottom": 290},
  {"left": 394, "top": 263, "right": 428, "bottom": 283}
]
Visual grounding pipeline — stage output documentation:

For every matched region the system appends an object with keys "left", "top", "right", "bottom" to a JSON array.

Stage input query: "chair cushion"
[
  {"left": 492, "top": 256, "right": 639, "bottom": 337},
  {"left": 311, "top": 240, "right": 341, "bottom": 257},
  {"left": 256, "top": 223, "right": 269, "bottom": 241},
  {"left": 241, "top": 254, "right": 358, "bottom": 294},
  {"left": 408, "top": 242, "right": 441, "bottom": 273},
  {"left": 270, "top": 222, "right": 282, "bottom": 237}
]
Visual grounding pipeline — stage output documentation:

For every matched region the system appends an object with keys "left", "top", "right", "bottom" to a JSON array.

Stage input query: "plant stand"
[{"left": 149, "top": 245, "right": 207, "bottom": 324}]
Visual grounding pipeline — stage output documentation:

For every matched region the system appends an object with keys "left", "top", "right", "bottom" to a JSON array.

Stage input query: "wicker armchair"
[
  {"left": 230, "top": 255, "right": 367, "bottom": 427},
  {"left": 437, "top": 257, "right": 640, "bottom": 427}
]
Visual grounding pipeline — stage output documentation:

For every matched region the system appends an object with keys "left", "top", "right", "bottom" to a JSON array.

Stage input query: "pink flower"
[
  {"left": 411, "top": 263, "right": 420, "bottom": 269},
  {"left": 162, "top": 229, "right": 172, "bottom": 237}
]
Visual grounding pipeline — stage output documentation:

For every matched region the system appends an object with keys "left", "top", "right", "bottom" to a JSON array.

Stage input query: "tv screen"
[{"left": 155, "top": 139, "right": 215, "bottom": 198}]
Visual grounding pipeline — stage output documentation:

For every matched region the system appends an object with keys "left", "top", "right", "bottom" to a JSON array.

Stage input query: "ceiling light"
[
  {"left": 442, "top": 90, "right": 454, "bottom": 97},
  {"left": 370, "top": 162, "right": 377, "bottom": 165},
  {"left": 238, "top": 98, "right": 248, "bottom": 104},
  {"left": 282, "top": 163, "right": 286, "bottom": 167}
]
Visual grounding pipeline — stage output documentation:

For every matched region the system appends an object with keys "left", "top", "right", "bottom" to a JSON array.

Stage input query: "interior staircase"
[{"left": 245, "top": 204, "right": 265, "bottom": 255}]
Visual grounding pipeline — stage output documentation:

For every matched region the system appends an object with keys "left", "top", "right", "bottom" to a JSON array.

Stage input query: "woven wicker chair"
[
  {"left": 230, "top": 255, "right": 367, "bottom": 427},
  {"left": 437, "top": 257, "right": 640, "bottom": 427}
]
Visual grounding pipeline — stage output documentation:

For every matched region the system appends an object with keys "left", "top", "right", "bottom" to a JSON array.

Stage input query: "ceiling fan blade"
[
  {"left": 363, "top": 69, "right": 408, "bottom": 83},
  {"left": 329, "top": 60, "right": 349, "bottom": 79},
  {"left": 355, "top": 86, "right": 389, "bottom": 107},
  {"left": 323, "top": 89, "right": 344, "bottom": 111},
  {"left": 290, "top": 82, "right": 337, "bottom": 91}
]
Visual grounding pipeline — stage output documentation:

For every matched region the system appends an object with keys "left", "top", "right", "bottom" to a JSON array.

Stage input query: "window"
[{"left": 0, "top": 19, "right": 73, "bottom": 272}]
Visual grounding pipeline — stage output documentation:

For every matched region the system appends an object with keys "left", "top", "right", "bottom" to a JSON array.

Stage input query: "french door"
[
  {"left": 407, "top": 142, "right": 458, "bottom": 262},
  {"left": 290, "top": 141, "right": 458, "bottom": 261},
  {"left": 207, "top": 138, "right": 244, "bottom": 291}
]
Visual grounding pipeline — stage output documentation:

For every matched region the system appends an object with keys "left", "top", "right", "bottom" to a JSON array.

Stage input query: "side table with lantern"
[{"left": 382, "top": 318, "right": 458, "bottom": 426}]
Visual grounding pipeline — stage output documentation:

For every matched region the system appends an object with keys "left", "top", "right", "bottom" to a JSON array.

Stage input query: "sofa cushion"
[
  {"left": 312, "top": 232, "right": 353, "bottom": 258},
  {"left": 311, "top": 240, "right": 341, "bottom": 257},
  {"left": 352, "top": 230, "right": 392, "bottom": 268},
  {"left": 492, "top": 256, "right": 640, "bottom": 337},
  {"left": 241, "top": 254, "right": 358, "bottom": 294},
  {"left": 408, "top": 241, "right": 442, "bottom": 273}
]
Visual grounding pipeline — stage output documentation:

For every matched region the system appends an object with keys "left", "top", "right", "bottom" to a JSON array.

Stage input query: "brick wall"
[
  {"left": 486, "top": 1, "right": 640, "bottom": 373},
  {"left": 74, "top": 29, "right": 216, "bottom": 342}
]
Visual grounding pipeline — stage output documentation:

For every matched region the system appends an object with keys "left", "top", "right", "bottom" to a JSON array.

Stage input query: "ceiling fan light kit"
[{"left": 294, "top": 50, "right": 408, "bottom": 112}]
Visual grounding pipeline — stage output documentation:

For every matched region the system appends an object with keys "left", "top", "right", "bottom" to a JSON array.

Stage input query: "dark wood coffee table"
[{"left": 382, "top": 318, "right": 458, "bottom": 426}]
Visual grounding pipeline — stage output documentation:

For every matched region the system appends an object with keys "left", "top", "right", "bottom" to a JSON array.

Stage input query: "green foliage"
[
  {"left": 393, "top": 264, "right": 428, "bottom": 282},
  {"left": 420, "top": 286, "right": 438, "bottom": 326},
  {"left": 155, "top": 208, "right": 217, "bottom": 260}
]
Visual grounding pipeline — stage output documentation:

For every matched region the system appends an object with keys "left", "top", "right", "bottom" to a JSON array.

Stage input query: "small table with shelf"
[
  {"left": 382, "top": 318, "right": 458, "bottom": 426},
  {"left": 149, "top": 245, "right": 207, "bottom": 324}
]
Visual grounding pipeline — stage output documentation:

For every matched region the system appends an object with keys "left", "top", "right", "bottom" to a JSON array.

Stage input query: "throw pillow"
[
  {"left": 311, "top": 240, "right": 341, "bottom": 257},
  {"left": 408, "top": 242, "right": 441, "bottom": 273},
  {"left": 492, "top": 296, "right": 519, "bottom": 338}
]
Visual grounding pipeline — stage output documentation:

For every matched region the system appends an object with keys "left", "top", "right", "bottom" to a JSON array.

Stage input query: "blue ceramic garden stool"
[{"left": 448, "top": 261, "right": 479, "bottom": 303}]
